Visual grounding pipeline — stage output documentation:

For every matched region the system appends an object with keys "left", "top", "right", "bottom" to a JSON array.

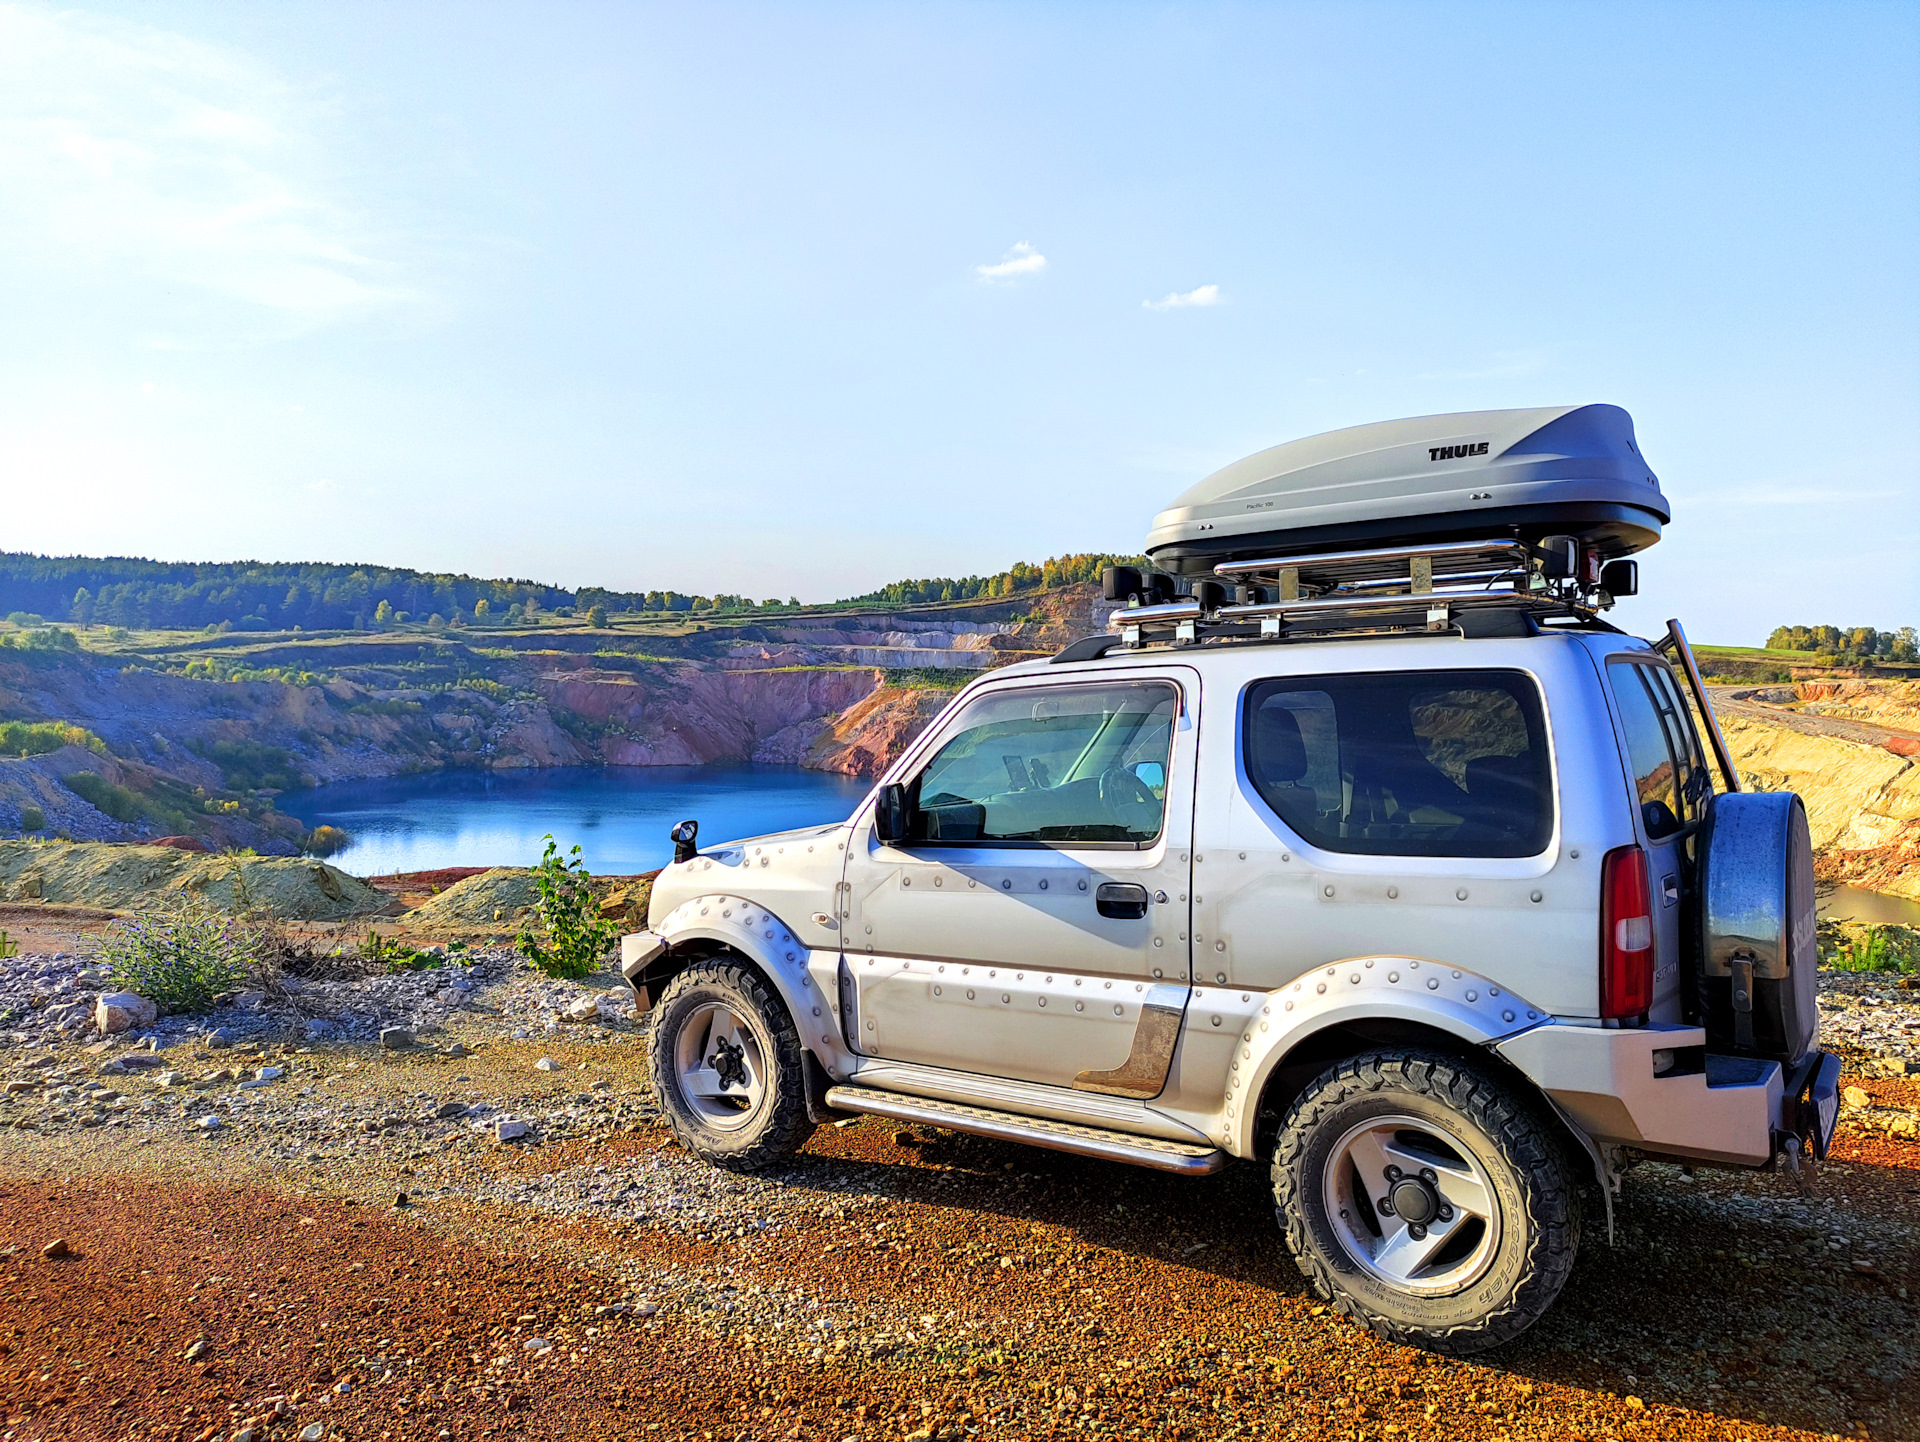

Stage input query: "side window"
[
  {"left": 1607, "top": 660, "right": 1708, "bottom": 839},
  {"left": 906, "top": 682, "right": 1177, "bottom": 846},
  {"left": 1243, "top": 670, "right": 1552, "bottom": 858}
]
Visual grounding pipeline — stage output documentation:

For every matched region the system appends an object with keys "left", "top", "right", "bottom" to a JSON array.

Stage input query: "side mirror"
[
  {"left": 874, "top": 783, "right": 910, "bottom": 844},
  {"left": 1599, "top": 559, "right": 1639, "bottom": 597},
  {"left": 669, "top": 818, "right": 699, "bottom": 864}
]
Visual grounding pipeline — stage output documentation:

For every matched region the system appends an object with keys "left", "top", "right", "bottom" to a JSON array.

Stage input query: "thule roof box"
[
  {"left": 1089, "top": 404, "right": 1661, "bottom": 655},
  {"left": 1144, "top": 404, "right": 1667, "bottom": 577}
]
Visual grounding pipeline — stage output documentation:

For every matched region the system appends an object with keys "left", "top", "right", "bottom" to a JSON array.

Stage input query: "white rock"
[
  {"left": 256, "top": 1066, "right": 284, "bottom": 1081},
  {"left": 94, "top": 992, "right": 157, "bottom": 1034},
  {"left": 196, "top": 1115, "right": 223, "bottom": 1132},
  {"left": 563, "top": 996, "right": 601, "bottom": 1022},
  {"left": 534, "top": 1057, "right": 559, "bottom": 1072},
  {"left": 495, "top": 1118, "right": 531, "bottom": 1142}
]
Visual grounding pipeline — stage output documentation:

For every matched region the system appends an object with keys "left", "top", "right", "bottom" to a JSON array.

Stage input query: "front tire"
[
  {"left": 1272, "top": 1049, "right": 1580, "bottom": 1355},
  {"left": 647, "top": 958, "right": 815, "bottom": 1172}
]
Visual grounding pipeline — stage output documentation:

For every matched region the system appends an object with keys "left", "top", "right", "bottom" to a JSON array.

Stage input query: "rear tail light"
[{"left": 1601, "top": 844, "right": 1655, "bottom": 1019}]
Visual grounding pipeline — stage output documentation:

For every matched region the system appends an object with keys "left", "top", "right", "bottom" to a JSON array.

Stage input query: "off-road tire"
[
  {"left": 648, "top": 958, "right": 815, "bottom": 1172},
  {"left": 1272, "top": 1049, "right": 1580, "bottom": 1355}
]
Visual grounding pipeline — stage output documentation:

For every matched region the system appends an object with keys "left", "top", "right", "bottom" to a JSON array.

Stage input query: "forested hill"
[{"left": 0, "top": 550, "right": 1143, "bottom": 632}]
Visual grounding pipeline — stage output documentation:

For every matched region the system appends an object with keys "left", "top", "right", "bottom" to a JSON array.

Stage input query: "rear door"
[
  {"left": 842, "top": 669, "right": 1198, "bottom": 1093},
  {"left": 1605, "top": 656, "right": 1712, "bottom": 1015}
]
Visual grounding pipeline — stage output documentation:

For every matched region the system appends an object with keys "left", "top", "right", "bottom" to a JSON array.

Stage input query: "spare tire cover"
[{"left": 1698, "top": 790, "right": 1818, "bottom": 1062}]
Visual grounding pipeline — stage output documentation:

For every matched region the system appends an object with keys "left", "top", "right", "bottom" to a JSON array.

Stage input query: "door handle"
[{"left": 1096, "top": 883, "right": 1150, "bottom": 919}]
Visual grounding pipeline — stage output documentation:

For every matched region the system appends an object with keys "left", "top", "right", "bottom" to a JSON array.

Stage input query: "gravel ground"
[{"left": 0, "top": 936, "right": 1916, "bottom": 1442}]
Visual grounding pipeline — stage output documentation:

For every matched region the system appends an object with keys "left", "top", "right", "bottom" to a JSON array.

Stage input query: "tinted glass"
[
  {"left": 1608, "top": 660, "right": 1708, "bottom": 839},
  {"left": 908, "top": 682, "right": 1177, "bottom": 845},
  {"left": 1243, "top": 670, "right": 1552, "bottom": 857}
]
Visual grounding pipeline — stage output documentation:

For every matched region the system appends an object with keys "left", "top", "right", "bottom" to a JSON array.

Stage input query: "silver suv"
[{"left": 623, "top": 406, "right": 1838, "bottom": 1354}]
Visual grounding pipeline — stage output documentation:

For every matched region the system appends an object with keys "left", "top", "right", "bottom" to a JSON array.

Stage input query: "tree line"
[
  {"left": 1766, "top": 624, "right": 1918, "bottom": 663},
  {"left": 0, "top": 550, "right": 1138, "bottom": 632}
]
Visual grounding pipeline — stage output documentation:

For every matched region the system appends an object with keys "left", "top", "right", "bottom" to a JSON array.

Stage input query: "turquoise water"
[{"left": 281, "top": 764, "right": 870, "bottom": 877}]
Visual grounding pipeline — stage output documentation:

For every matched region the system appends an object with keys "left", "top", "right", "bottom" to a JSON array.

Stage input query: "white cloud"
[
  {"left": 975, "top": 241, "right": 1047, "bottom": 283},
  {"left": 1143, "top": 284, "right": 1221, "bottom": 310},
  {"left": 0, "top": 2, "right": 411, "bottom": 338}
]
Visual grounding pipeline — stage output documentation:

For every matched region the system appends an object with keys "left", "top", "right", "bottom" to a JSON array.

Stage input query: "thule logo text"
[{"left": 1429, "top": 442, "right": 1490, "bottom": 462}]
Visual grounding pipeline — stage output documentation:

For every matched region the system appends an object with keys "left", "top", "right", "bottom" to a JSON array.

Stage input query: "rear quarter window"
[
  {"left": 1607, "top": 659, "right": 1709, "bottom": 839},
  {"left": 1243, "top": 669, "right": 1554, "bottom": 858}
]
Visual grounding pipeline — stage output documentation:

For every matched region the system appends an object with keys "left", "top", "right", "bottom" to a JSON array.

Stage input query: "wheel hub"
[
  {"left": 1386, "top": 1176, "right": 1439, "bottom": 1225},
  {"left": 710, "top": 1036, "right": 748, "bottom": 1090}
]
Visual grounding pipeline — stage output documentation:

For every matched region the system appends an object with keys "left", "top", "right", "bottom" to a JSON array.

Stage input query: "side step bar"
[{"left": 824, "top": 1085, "right": 1230, "bottom": 1176}]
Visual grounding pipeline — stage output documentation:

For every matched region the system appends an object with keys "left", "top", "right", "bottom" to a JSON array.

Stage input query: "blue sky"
[{"left": 0, "top": 1, "right": 1914, "bottom": 643}]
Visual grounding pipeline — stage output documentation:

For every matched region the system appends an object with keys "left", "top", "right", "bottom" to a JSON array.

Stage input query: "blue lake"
[{"left": 280, "top": 765, "right": 871, "bottom": 877}]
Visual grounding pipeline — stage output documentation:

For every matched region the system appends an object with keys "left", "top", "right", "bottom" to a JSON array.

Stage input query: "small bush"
[
  {"left": 305, "top": 824, "right": 351, "bottom": 856},
  {"left": 587, "top": 605, "right": 609, "bottom": 628},
  {"left": 0, "top": 720, "right": 107, "bottom": 758},
  {"left": 101, "top": 900, "right": 256, "bottom": 1014},
  {"left": 1820, "top": 919, "right": 1920, "bottom": 974},
  {"left": 17, "top": 806, "right": 44, "bottom": 832},
  {"left": 516, "top": 836, "right": 618, "bottom": 979}
]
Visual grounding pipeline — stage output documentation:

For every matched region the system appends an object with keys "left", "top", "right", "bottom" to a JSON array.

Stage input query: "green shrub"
[
  {"left": 188, "top": 738, "right": 299, "bottom": 791},
  {"left": 588, "top": 605, "right": 609, "bottom": 628},
  {"left": 1820, "top": 919, "right": 1920, "bottom": 974},
  {"left": 60, "top": 771, "right": 196, "bottom": 834},
  {"left": 0, "top": 720, "right": 107, "bottom": 757},
  {"left": 516, "top": 836, "right": 618, "bottom": 980},
  {"left": 17, "top": 806, "right": 44, "bottom": 832},
  {"left": 101, "top": 900, "right": 255, "bottom": 1014},
  {"left": 63, "top": 770, "right": 142, "bottom": 822}
]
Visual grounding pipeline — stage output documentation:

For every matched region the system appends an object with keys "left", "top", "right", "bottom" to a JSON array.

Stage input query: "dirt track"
[{"left": 2, "top": 1036, "right": 1915, "bottom": 1442}]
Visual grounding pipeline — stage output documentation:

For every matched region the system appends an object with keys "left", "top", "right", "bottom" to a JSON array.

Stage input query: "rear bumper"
[{"left": 1498, "top": 1023, "right": 1785, "bottom": 1167}]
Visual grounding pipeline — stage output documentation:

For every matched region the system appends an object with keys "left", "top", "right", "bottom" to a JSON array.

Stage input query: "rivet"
[
  {"left": 1455, "top": 888, "right": 1468, "bottom": 901},
  {"left": 934, "top": 876, "right": 942, "bottom": 887},
  {"left": 1038, "top": 879, "right": 1048, "bottom": 890},
  {"left": 1038, "top": 997, "right": 1047, "bottom": 1007},
  {"left": 933, "top": 986, "right": 943, "bottom": 996},
  {"left": 1570, "top": 849, "right": 1580, "bottom": 859},
  {"left": 1451, "top": 970, "right": 1462, "bottom": 978},
  {"left": 812, "top": 1006, "right": 821, "bottom": 1016},
  {"left": 1078, "top": 879, "right": 1088, "bottom": 891},
  {"left": 1210, "top": 1016, "right": 1222, "bottom": 1027},
  {"left": 1003, "top": 995, "right": 1011, "bottom": 1004},
  {"left": 1214, "top": 941, "right": 1226, "bottom": 952},
  {"left": 1530, "top": 890, "right": 1543, "bottom": 903},
  {"left": 1074, "top": 978, "right": 1082, "bottom": 987},
  {"left": 1152, "top": 968, "right": 1163, "bottom": 979},
  {"left": 1240, "top": 994, "right": 1249, "bottom": 1003},
  {"left": 1527, "top": 1010, "right": 1538, "bottom": 1019},
  {"left": 1388, "top": 972, "right": 1400, "bottom": 983},
  {"left": 1427, "top": 978, "right": 1439, "bottom": 990},
  {"left": 1281, "top": 852, "right": 1291, "bottom": 862},
  {"left": 1215, "top": 972, "right": 1226, "bottom": 984},
  {"left": 1002, "top": 879, "right": 1012, "bottom": 890},
  {"left": 1113, "top": 1004, "right": 1123, "bottom": 1016},
  {"left": 1285, "top": 1001, "right": 1294, "bottom": 1011},
  {"left": 1387, "top": 885, "right": 1399, "bottom": 899},
  {"left": 1238, "top": 852, "right": 1247, "bottom": 860},
  {"left": 966, "top": 989, "right": 976, "bottom": 1000},
  {"left": 1195, "top": 854, "right": 1203, "bottom": 863},
  {"left": 1502, "top": 1009, "right": 1516, "bottom": 1023},
  {"left": 1153, "top": 938, "right": 1164, "bottom": 948},
  {"left": 1323, "top": 885, "right": 1335, "bottom": 898},
  {"left": 1489, "top": 986, "right": 1500, "bottom": 996},
  {"left": 1075, "top": 1001, "right": 1084, "bottom": 1012},
  {"left": 1465, "top": 989, "right": 1478, "bottom": 1002},
  {"left": 1349, "top": 973, "right": 1360, "bottom": 984},
  {"left": 1364, "top": 959, "right": 1374, "bottom": 968},
  {"left": 1315, "top": 982, "right": 1326, "bottom": 994}
]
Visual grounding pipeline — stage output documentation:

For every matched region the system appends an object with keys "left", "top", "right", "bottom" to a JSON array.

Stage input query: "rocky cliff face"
[{"left": 1718, "top": 682, "right": 1920, "bottom": 902}]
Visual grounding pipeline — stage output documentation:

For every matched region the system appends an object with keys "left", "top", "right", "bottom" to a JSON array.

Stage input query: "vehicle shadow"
[{"left": 770, "top": 1127, "right": 1918, "bottom": 1440}]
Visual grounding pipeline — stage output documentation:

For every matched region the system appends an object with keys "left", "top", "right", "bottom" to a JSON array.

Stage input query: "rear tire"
[
  {"left": 648, "top": 958, "right": 815, "bottom": 1172},
  {"left": 1271, "top": 1049, "right": 1580, "bottom": 1355}
]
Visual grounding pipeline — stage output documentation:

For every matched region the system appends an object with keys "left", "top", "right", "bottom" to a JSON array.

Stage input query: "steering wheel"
[{"left": 1099, "top": 765, "right": 1160, "bottom": 831}]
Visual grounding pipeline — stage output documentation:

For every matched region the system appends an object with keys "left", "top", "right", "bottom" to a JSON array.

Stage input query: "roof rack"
[{"left": 1102, "top": 536, "right": 1619, "bottom": 651}]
